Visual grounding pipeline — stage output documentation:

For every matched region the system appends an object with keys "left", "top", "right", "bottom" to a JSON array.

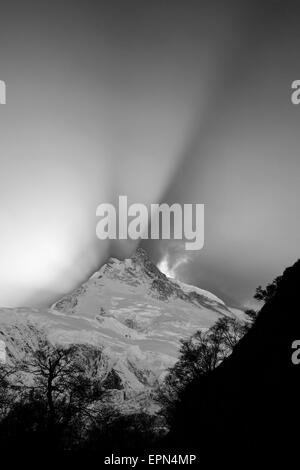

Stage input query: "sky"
[{"left": 0, "top": 0, "right": 300, "bottom": 307}]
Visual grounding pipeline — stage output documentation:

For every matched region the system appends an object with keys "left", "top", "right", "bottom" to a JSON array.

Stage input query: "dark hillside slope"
[{"left": 169, "top": 259, "right": 300, "bottom": 462}]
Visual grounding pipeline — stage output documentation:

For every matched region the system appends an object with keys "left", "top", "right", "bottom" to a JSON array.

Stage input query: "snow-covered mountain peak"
[
  {"left": 95, "top": 248, "right": 168, "bottom": 289},
  {"left": 0, "top": 249, "right": 241, "bottom": 395}
]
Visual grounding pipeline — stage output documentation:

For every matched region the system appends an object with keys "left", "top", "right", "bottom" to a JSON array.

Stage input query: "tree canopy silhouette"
[{"left": 254, "top": 275, "right": 282, "bottom": 302}]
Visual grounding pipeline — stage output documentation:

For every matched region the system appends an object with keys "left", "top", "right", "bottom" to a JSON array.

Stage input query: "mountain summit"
[{"left": 0, "top": 249, "right": 239, "bottom": 397}]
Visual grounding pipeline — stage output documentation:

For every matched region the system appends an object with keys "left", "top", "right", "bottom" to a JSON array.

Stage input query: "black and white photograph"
[{"left": 1, "top": 0, "right": 300, "bottom": 464}]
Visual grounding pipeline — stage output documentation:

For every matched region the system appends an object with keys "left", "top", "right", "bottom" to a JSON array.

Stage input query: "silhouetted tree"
[
  {"left": 14, "top": 328, "right": 107, "bottom": 449},
  {"left": 254, "top": 275, "right": 282, "bottom": 302},
  {"left": 0, "top": 363, "right": 15, "bottom": 418},
  {"left": 85, "top": 410, "right": 162, "bottom": 453},
  {"left": 159, "top": 316, "right": 250, "bottom": 424},
  {"left": 244, "top": 309, "right": 258, "bottom": 321}
]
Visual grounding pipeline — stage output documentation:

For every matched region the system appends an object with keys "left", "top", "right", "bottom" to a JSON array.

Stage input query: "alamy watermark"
[
  {"left": 291, "top": 340, "right": 300, "bottom": 365},
  {"left": 96, "top": 196, "right": 204, "bottom": 251},
  {"left": 0, "top": 80, "right": 6, "bottom": 104}
]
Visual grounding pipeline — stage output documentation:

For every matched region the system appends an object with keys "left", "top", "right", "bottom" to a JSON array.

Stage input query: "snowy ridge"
[{"left": 0, "top": 249, "right": 239, "bottom": 396}]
